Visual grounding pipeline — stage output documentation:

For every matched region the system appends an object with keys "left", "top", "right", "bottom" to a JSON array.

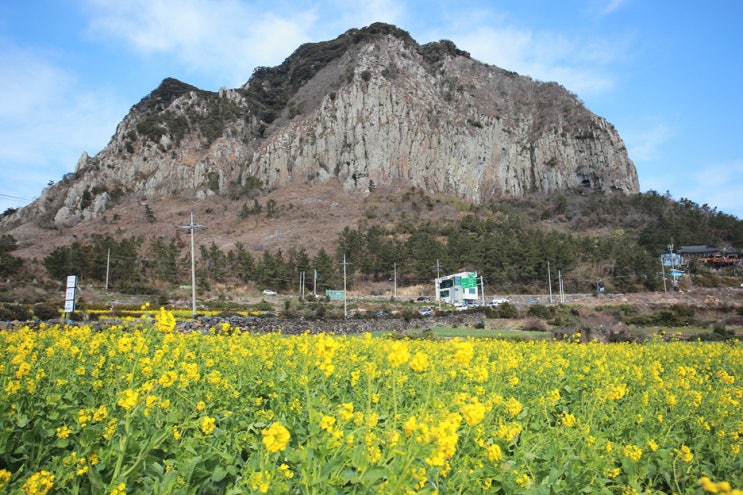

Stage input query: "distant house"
[
  {"left": 676, "top": 245, "right": 741, "bottom": 267},
  {"left": 435, "top": 272, "right": 479, "bottom": 305}
]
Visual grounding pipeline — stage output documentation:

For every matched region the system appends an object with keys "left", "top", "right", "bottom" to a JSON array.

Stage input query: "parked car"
[
  {"left": 464, "top": 299, "right": 479, "bottom": 307},
  {"left": 375, "top": 311, "right": 389, "bottom": 317},
  {"left": 262, "top": 289, "right": 277, "bottom": 295},
  {"left": 416, "top": 296, "right": 431, "bottom": 302},
  {"left": 454, "top": 303, "right": 468, "bottom": 311},
  {"left": 419, "top": 307, "right": 434, "bottom": 316},
  {"left": 487, "top": 298, "right": 508, "bottom": 307}
]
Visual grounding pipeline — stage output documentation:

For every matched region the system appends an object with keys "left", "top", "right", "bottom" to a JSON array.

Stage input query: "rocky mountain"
[{"left": 3, "top": 22, "right": 638, "bottom": 231}]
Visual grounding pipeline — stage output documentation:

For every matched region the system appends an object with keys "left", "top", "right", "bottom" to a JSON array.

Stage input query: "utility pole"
[
  {"left": 105, "top": 249, "right": 110, "bottom": 292},
  {"left": 340, "top": 254, "right": 353, "bottom": 319},
  {"left": 313, "top": 269, "right": 317, "bottom": 298},
  {"left": 436, "top": 259, "right": 442, "bottom": 311},
  {"left": 393, "top": 262, "right": 397, "bottom": 300},
  {"left": 178, "top": 212, "right": 206, "bottom": 318},
  {"left": 668, "top": 242, "right": 678, "bottom": 289},
  {"left": 480, "top": 275, "right": 485, "bottom": 305},
  {"left": 547, "top": 261, "right": 553, "bottom": 304},
  {"left": 660, "top": 255, "right": 667, "bottom": 293}
]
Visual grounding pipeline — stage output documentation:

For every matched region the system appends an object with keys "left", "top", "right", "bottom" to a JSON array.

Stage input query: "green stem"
[
  {"left": 109, "top": 419, "right": 130, "bottom": 485},
  {"left": 120, "top": 430, "right": 169, "bottom": 479}
]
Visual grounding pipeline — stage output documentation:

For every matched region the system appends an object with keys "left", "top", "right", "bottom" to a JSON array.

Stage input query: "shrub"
[
  {"left": 253, "top": 300, "right": 275, "bottom": 312},
  {"left": 526, "top": 304, "right": 555, "bottom": 319},
  {"left": 0, "top": 303, "right": 32, "bottom": 321},
  {"left": 522, "top": 318, "right": 548, "bottom": 332},
  {"left": 489, "top": 302, "right": 519, "bottom": 319},
  {"left": 33, "top": 304, "right": 61, "bottom": 320}
]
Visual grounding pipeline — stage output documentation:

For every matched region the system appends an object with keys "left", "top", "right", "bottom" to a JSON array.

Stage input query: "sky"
[{"left": 1, "top": 0, "right": 742, "bottom": 220}]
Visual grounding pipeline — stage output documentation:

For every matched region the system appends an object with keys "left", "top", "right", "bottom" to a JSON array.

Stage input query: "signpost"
[
  {"left": 326, "top": 290, "right": 344, "bottom": 301},
  {"left": 64, "top": 275, "right": 77, "bottom": 315}
]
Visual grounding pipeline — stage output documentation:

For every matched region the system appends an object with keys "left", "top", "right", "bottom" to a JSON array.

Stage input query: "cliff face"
[{"left": 4, "top": 23, "right": 639, "bottom": 228}]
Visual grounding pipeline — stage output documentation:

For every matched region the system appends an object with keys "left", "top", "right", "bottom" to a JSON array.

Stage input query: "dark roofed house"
[{"left": 677, "top": 245, "right": 741, "bottom": 267}]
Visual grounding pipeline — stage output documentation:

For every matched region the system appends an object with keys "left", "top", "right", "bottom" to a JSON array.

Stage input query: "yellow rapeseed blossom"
[
  {"left": 262, "top": 422, "right": 290, "bottom": 452},
  {"left": 452, "top": 341, "right": 474, "bottom": 365},
  {"left": 249, "top": 471, "right": 270, "bottom": 494},
  {"left": 623, "top": 444, "right": 642, "bottom": 462},
  {"left": 408, "top": 351, "right": 430, "bottom": 372},
  {"left": 338, "top": 402, "right": 354, "bottom": 421},
  {"left": 2, "top": 320, "right": 742, "bottom": 493},
  {"left": 155, "top": 307, "right": 176, "bottom": 333},
  {"left": 93, "top": 405, "right": 108, "bottom": 422},
  {"left": 460, "top": 401, "right": 487, "bottom": 426},
  {"left": 159, "top": 371, "right": 178, "bottom": 388},
  {"left": 675, "top": 445, "right": 694, "bottom": 463},
  {"left": 699, "top": 476, "right": 742, "bottom": 494},
  {"left": 279, "top": 464, "right": 294, "bottom": 479},
  {"left": 515, "top": 472, "right": 531, "bottom": 488},
  {"left": 320, "top": 415, "right": 336, "bottom": 432},
  {"left": 504, "top": 397, "right": 523, "bottom": 417},
  {"left": 201, "top": 416, "right": 216, "bottom": 435},
  {"left": 109, "top": 482, "right": 127, "bottom": 495},
  {"left": 486, "top": 443, "right": 503, "bottom": 463},
  {"left": 22, "top": 470, "right": 54, "bottom": 495},
  {"left": 605, "top": 383, "right": 628, "bottom": 401},
  {"left": 559, "top": 412, "right": 577, "bottom": 428},
  {"left": 116, "top": 389, "right": 139, "bottom": 410},
  {"left": 387, "top": 341, "right": 411, "bottom": 368},
  {"left": 545, "top": 389, "right": 561, "bottom": 405},
  {"left": 0, "top": 469, "right": 11, "bottom": 490}
]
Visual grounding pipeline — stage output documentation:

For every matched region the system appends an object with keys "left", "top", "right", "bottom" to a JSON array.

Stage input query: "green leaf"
[
  {"left": 180, "top": 454, "right": 203, "bottom": 485},
  {"left": 361, "top": 468, "right": 387, "bottom": 483},
  {"left": 210, "top": 466, "right": 227, "bottom": 483}
]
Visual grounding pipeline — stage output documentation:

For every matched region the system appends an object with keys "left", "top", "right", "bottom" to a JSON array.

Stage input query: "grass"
[{"left": 397, "top": 326, "right": 552, "bottom": 340}]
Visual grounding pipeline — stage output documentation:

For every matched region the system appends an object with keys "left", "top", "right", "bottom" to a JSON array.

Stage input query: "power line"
[{"left": 0, "top": 193, "right": 33, "bottom": 202}]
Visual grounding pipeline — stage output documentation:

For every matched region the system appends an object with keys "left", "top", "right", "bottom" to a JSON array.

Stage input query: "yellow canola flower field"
[{"left": 0, "top": 316, "right": 741, "bottom": 494}]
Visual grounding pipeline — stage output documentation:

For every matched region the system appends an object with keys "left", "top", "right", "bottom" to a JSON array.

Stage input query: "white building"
[{"left": 436, "top": 271, "right": 478, "bottom": 305}]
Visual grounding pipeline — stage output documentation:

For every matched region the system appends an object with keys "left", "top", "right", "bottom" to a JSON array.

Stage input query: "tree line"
[{"left": 23, "top": 189, "right": 743, "bottom": 296}]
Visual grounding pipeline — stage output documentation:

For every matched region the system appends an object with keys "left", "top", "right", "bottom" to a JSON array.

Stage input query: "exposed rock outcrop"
[{"left": 2, "top": 23, "right": 639, "bottom": 229}]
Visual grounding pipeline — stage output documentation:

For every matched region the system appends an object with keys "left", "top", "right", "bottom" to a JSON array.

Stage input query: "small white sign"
[
  {"left": 66, "top": 275, "right": 77, "bottom": 288},
  {"left": 64, "top": 300, "right": 75, "bottom": 313},
  {"left": 65, "top": 288, "right": 76, "bottom": 300}
]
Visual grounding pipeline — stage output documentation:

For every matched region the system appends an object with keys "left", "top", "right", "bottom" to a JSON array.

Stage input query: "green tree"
[
  {"left": 232, "top": 242, "right": 255, "bottom": 283},
  {"left": 312, "top": 247, "right": 339, "bottom": 292},
  {"left": 0, "top": 235, "right": 23, "bottom": 277}
]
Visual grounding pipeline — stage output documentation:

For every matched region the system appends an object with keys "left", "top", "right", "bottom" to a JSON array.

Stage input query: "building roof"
[{"left": 677, "top": 245, "right": 713, "bottom": 253}]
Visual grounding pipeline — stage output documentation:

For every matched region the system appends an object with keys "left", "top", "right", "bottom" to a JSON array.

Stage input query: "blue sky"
[{"left": 1, "top": 0, "right": 742, "bottom": 219}]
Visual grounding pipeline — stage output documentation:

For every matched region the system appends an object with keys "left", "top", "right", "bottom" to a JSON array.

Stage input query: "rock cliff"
[{"left": 3, "top": 23, "right": 639, "bottom": 228}]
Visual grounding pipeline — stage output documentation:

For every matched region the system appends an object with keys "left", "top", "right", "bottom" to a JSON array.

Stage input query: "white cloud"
[
  {"left": 83, "top": 0, "right": 324, "bottom": 87},
  {"left": 328, "top": 0, "right": 407, "bottom": 31},
  {"left": 0, "top": 43, "right": 125, "bottom": 210},
  {"left": 638, "top": 158, "right": 743, "bottom": 219},
  {"left": 624, "top": 121, "right": 672, "bottom": 162},
  {"left": 447, "top": 24, "right": 621, "bottom": 98},
  {"left": 687, "top": 160, "right": 743, "bottom": 217},
  {"left": 599, "top": 0, "right": 630, "bottom": 16}
]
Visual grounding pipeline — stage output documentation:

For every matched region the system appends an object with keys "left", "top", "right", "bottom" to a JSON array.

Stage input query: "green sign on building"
[{"left": 460, "top": 273, "right": 478, "bottom": 288}]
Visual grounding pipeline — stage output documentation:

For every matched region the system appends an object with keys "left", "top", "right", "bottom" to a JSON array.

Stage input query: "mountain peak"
[{"left": 2, "top": 24, "right": 638, "bottom": 232}]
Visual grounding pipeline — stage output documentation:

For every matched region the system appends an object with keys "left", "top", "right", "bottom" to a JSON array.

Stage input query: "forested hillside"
[{"left": 23, "top": 189, "right": 742, "bottom": 299}]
